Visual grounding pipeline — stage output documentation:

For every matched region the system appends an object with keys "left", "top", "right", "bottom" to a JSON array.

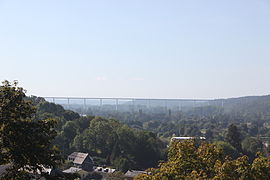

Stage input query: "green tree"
[
  {"left": 135, "top": 140, "right": 270, "bottom": 180},
  {"left": 62, "top": 121, "right": 78, "bottom": 145},
  {"left": 214, "top": 141, "right": 239, "bottom": 159},
  {"left": 106, "top": 171, "right": 125, "bottom": 180},
  {"left": 242, "top": 137, "right": 263, "bottom": 158},
  {"left": 226, "top": 124, "right": 242, "bottom": 152},
  {"left": 0, "top": 81, "right": 61, "bottom": 179}
]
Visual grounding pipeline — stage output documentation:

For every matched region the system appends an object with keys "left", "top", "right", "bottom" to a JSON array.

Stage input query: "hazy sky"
[{"left": 0, "top": 0, "right": 270, "bottom": 99}]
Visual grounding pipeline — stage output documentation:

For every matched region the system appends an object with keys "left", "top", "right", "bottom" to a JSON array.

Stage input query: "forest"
[{"left": 1, "top": 81, "right": 270, "bottom": 179}]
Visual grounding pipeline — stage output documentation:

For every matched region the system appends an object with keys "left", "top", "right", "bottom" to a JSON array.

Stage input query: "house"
[{"left": 67, "top": 152, "right": 94, "bottom": 171}]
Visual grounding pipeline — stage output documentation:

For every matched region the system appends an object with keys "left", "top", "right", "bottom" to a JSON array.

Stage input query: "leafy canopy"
[
  {"left": 136, "top": 140, "right": 270, "bottom": 180},
  {"left": 0, "top": 80, "right": 61, "bottom": 179}
]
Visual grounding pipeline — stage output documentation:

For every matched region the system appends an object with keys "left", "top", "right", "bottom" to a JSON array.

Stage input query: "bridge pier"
[
  {"left": 115, "top": 99, "right": 118, "bottom": 111},
  {"left": 66, "top": 98, "right": 69, "bottom": 110},
  {"left": 99, "top": 99, "right": 103, "bottom": 109},
  {"left": 147, "top": 99, "right": 150, "bottom": 109},
  {"left": 132, "top": 99, "right": 135, "bottom": 112},
  {"left": 178, "top": 101, "right": 182, "bottom": 111},
  {"left": 84, "top": 98, "right": 86, "bottom": 113}
]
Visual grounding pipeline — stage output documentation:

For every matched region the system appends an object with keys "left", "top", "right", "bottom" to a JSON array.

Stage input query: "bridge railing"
[{"left": 43, "top": 97, "right": 225, "bottom": 115}]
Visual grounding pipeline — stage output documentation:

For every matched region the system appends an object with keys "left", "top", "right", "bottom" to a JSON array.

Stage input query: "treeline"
[
  {"left": 32, "top": 97, "right": 166, "bottom": 172},
  {"left": 65, "top": 100, "right": 270, "bottom": 162},
  {"left": 2, "top": 81, "right": 270, "bottom": 179},
  {"left": 71, "top": 102, "right": 270, "bottom": 138},
  {"left": 33, "top": 95, "right": 270, "bottom": 164}
]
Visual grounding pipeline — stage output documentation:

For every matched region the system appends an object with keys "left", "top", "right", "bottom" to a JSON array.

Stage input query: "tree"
[
  {"left": 214, "top": 141, "right": 239, "bottom": 160},
  {"left": 242, "top": 137, "right": 263, "bottom": 158},
  {"left": 135, "top": 140, "right": 270, "bottom": 180},
  {"left": 0, "top": 81, "right": 61, "bottom": 179},
  {"left": 62, "top": 121, "right": 78, "bottom": 147},
  {"left": 83, "top": 172, "right": 102, "bottom": 180},
  {"left": 205, "top": 129, "right": 214, "bottom": 141},
  {"left": 106, "top": 171, "right": 125, "bottom": 180},
  {"left": 87, "top": 117, "right": 118, "bottom": 163},
  {"left": 226, "top": 124, "right": 242, "bottom": 152}
]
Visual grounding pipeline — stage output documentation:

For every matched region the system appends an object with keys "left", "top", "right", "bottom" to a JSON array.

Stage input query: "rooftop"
[{"left": 68, "top": 152, "right": 90, "bottom": 165}]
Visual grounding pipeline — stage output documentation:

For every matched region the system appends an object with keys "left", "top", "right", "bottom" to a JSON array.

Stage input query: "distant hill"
[{"left": 211, "top": 95, "right": 270, "bottom": 118}]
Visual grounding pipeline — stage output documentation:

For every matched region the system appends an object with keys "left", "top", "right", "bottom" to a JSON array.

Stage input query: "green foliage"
[
  {"left": 214, "top": 141, "right": 239, "bottom": 159},
  {"left": 6, "top": 81, "right": 269, "bottom": 176},
  {"left": 113, "top": 157, "right": 132, "bottom": 172},
  {"left": 251, "top": 154, "right": 270, "bottom": 179},
  {"left": 71, "top": 117, "right": 165, "bottom": 170},
  {"left": 83, "top": 172, "right": 102, "bottom": 180},
  {"left": 62, "top": 121, "right": 78, "bottom": 143},
  {"left": 106, "top": 171, "right": 125, "bottom": 180},
  {"left": 0, "top": 81, "right": 61, "bottom": 179},
  {"left": 135, "top": 140, "right": 270, "bottom": 180},
  {"left": 29, "top": 96, "right": 165, "bottom": 171},
  {"left": 226, "top": 124, "right": 243, "bottom": 152},
  {"left": 28, "top": 94, "right": 270, "bottom": 173},
  {"left": 242, "top": 137, "right": 263, "bottom": 156}
]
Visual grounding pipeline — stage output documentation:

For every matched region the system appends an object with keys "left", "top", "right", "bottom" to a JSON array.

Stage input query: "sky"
[{"left": 0, "top": 0, "right": 270, "bottom": 99}]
